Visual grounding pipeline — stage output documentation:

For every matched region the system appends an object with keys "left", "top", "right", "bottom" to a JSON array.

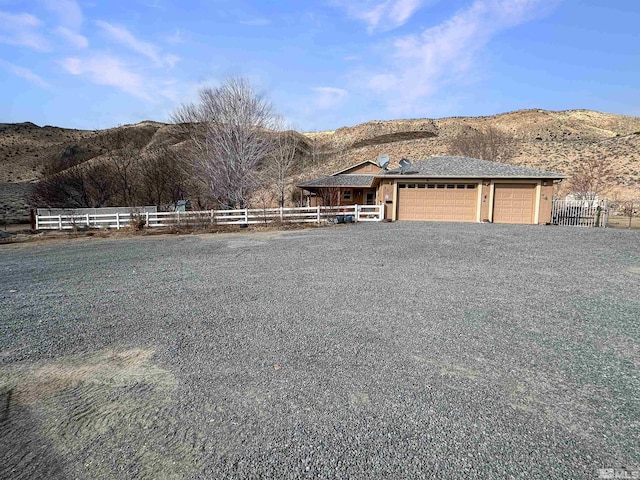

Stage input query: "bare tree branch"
[
  {"left": 567, "top": 156, "right": 614, "bottom": 200},
  {"left": 171, "top": 77, "right": 278, "bottom": 209},
  {"left": 264, "top": 120, "right": 301, "bottom": 207},
  {"left": 138, "top": 145, "right": 190, "bottom": 207},
  {"left": 449, "top": 126, "right": 516, "bottom": 162}
]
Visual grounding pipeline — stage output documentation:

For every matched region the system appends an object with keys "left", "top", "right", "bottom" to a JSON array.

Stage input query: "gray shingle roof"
[
  {"left": 298, "top": 175, "right": 376, "bottom": 188},
  {"left": 384, "top": 156, "right": 568, "bottom": 178}
]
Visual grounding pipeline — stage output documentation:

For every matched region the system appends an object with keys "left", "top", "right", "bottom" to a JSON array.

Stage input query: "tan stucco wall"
[
  {"left": 538, "top": 182, "right": 554, "bottom": 224},
  {"left": 376, "top": 180, "right": 394, "bottom": 219},
  {"left": 343, "top": 188, "right": 376, "bottom": 205},
  {"left": 480, "top": 182, "right": 491, "bottom": 221}
]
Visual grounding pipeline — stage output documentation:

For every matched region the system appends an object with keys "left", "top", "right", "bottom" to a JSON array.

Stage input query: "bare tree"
[
  {"left": 302, "top": 131, "right": 327, "bottom": 170},
  {"left": 102, "top": 127, "right": 140, "bottom": 206},
  {"left": 84, "top": 163, "right": 115, "bottom": 207},
  {"left": 316, "top": 186, "right": 341, "bottom": 207},
  {"left": 139, "top": 146, "right": 190, "bottom": 207},
  {"left": 449, "top": 126, "right": 516, "bottom": 162},
  {"left": 567, "top": 156, "right": 614, "bottom": 200},
  {"left": 171, "top": 77, "right": 278, "bottom": 209},
  {"left": 265, "top": 123, "right": 300, "bottom": 207},
  {"left": 30, "top": 167, "right": 90, "bottom": 208}
]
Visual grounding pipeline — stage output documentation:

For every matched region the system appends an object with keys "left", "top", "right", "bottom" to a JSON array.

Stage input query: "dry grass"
[{"left": 607, "top": 215, "right": 640, "bottom": 229}]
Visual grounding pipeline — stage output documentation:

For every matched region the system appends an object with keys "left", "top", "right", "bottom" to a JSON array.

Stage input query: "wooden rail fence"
[{"left": 35, "top": 205, "right": 384, "bottom": 230}]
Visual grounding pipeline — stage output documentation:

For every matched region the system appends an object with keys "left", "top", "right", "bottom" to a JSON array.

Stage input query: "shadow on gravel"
[
  {"left": 0, "top": 388, "right": 69, "bottom": 479},
  {"left": 0, "top": 349, "right": 202, "bottom": 479}
]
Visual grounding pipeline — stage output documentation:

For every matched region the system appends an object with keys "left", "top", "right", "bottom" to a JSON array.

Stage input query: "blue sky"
[{"left": 0, "top": 0, "right": 638, "bottom": 131}]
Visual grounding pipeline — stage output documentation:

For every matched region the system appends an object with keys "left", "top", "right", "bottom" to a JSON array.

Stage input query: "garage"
[
  {"left": 397, "top": 183, "right": 478, "bottom": 222},
  {"left": 493, "top": 183, "right": 536, "bottom": 224}
]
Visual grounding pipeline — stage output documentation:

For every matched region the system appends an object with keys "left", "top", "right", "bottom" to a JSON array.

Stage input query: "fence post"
[
  {"left": 280, "top": 206, "right": 283, "bottom": 221},
  {"left": 86, "top": 213, "right": 90, "bottom": 227},
  {"left": 146, "top": 211, "right": 149, "bottom": 227},
  {"left": 317, "top": 205, "right": 321, "bottom": 224},
  {"left": 116, "top": 212, "right": 120, "bottom": 230},
  {"left": 244, "top": 209, "right": 249, "bottom": 224},
  {"left": 35, "top": 211, "right": 39, "bottom": 230},
  {"left": 58, "top": 215, "right": 62, "bottom": 230}
]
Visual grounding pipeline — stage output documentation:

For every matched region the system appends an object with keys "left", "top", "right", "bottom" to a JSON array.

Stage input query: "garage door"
[
  {"left": 397, "top": 183, "right": 478, "bottom": 222},
  {"left": 493, "top": 184, "right": 536, "bottom": 224}
]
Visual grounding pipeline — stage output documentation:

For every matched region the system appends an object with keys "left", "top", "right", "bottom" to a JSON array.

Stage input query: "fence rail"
[
  {"left": 551, "top": 199, "right": 608, "bottom": 227},
  {"left": 35, "top": 205, "right": 384, "bottom": 230}
]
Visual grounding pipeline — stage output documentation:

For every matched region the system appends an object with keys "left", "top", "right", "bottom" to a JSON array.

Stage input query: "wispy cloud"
[
  {"left": 312, "top": 87, "right": 349, "bottom": 109},
  {"left": 42, "top": 0, "right": 83, "bottom": 28},
  {"left": 61, "top": 54, "right": 151, "bottom": 100},
  {"left": 0, "top": 11, "right": 50, "bottom": 51},
  {"left": 336, "top": 0, "right": 424, "bottom": 33},
  {"left": 0, "top": 59, "right": 51, "bottom": 88},
  {"left": 55, "top": 26, "right": 88, "bottom": 48},
  {"left": 163, "top": 53, "right": 180, "bottom": 69},
  {"left": 239, "top": 18, "right": 271, "bottom": 26},
  {"left": 364, "top": 0, "right": 560, "bottom": 114},
  {"left": 96, "top": 20, "right": 173, "bottom": 67},
  {"left": 164, "top": 29, "right": 185, "bottom": 44}
]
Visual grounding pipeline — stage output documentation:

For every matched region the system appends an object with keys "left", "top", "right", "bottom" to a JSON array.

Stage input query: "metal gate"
[{"left": 551, "top": 199, "right": 608, "bottom": 227}]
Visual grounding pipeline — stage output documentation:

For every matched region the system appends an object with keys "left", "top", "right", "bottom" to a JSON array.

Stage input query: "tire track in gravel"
[{"left": 0, "top": 348, "right": 204, "bottom": 479}]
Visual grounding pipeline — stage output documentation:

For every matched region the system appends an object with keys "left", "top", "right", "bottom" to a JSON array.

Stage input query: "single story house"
[{"left": 297, "top": 156, "right": 568, "bottom": 225}]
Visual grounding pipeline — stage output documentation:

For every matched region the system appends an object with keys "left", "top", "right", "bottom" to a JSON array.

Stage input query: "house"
[
  {"left": 297, "top": 160, "right": 379, "bottom": 207},
  {"left": 297, "top": 156, "right": 568, "bottom": 225}
]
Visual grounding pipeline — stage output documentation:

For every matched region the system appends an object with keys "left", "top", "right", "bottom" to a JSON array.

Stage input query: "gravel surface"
[{"left": 1, "top": 223, "right": 639, "bottom": 479}]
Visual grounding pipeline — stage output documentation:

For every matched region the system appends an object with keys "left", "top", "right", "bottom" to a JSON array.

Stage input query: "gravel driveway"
[{"left": 1, "top": 223, "right": 639, "bottom": 479}]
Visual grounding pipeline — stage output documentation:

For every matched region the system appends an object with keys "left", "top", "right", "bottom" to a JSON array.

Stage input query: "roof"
[
  {"left": 383, "top": 156, "right": 568, "bottom": 179},
  {"left": 332, "top": 159, "right": 379, "bottom": 175},
  {"left": 298, "top": 174, "right": 376, "bottom": 188}
]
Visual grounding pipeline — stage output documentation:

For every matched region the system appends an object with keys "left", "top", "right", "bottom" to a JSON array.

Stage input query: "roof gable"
[{"left": 332, "top": 160, "right": 380, "bottom": 175}]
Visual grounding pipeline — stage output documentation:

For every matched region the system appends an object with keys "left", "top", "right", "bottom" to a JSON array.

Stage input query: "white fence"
[
  {"left": 35, "top": 204, "right": 384, "bottom": 230},
  {"left": 551, "top": 199, "right": 608, "bottom": 227}
]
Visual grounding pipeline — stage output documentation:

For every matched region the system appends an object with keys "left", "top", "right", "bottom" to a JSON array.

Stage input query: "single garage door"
[
  {"left": 493, "top": 184, "right": 536, "bottom": 224},
  {"left": 397, "top": 183, "right": 478, "bottom": 222}
]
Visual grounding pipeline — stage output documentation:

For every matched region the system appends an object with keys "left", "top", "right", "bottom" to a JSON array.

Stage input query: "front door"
[{"left": 365, "top": 192, "right": 375, "bottom": 205}]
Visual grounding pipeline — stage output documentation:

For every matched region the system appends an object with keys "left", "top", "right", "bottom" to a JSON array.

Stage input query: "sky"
[{"left": 0, "top": 0, "right": 638, "bottom": 131}]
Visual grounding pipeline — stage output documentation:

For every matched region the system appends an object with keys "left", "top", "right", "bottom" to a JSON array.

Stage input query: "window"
[
  {"left": 399, "top": 184, "right": 406, "bottom": 188},
  {"left": 343, "top": 190, "right": 351, "bottom": 200},
  {"left": 408, "top": 184, "right": 416, "bottom": 188},
  {"left": 456, "top": 184, "right": 465, "bottom": 189},
  {"left": 418, "top": 184, "right": 426, "bottom": 189},
  {"left": 466, "top": 184, "right": 476, "bottom": 189},
  {"left": 427, "top": 184, "right": 435, "bottom": 189},
  {"left": 446, "top": 184, "right": 455, "bottom": 189},
  {"left": 437, "top": 184, "right": 445, "bottom": 189}
]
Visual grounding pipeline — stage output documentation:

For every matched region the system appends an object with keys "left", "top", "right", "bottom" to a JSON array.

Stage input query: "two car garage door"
[
  {"left": 397, "top": 183, "right": 478, "bottom": 222},
  {"left": 397, "top": 182, "right": 537, "bottom": 224}
]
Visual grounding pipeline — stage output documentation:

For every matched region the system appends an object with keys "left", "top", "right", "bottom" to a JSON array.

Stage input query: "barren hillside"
[
  {"left": 301, "top": 109, "right": 640, "bottom": 200},
  {"left": 1, "top": 109, "right": 639, "bottom": 222}
]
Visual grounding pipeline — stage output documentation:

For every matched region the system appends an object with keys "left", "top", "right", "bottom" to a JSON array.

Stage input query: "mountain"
[
  {"left": 1, "top": 109, "right": 639, "bottom": 222},
  {"left": 300, "top": 109, "right": 640, "bottom": 200}
]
